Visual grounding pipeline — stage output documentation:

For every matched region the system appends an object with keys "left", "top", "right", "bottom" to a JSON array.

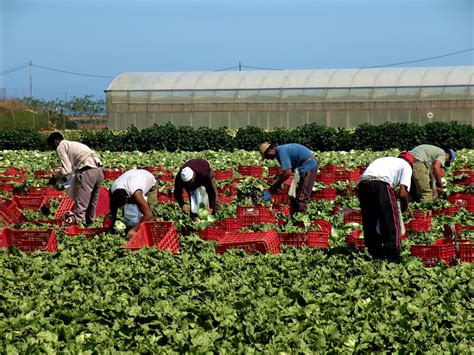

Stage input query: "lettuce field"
[{"left": 0, "top": 148, "right": 473, "bottom": 353}]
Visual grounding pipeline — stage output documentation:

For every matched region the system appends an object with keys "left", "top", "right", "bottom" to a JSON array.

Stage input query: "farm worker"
[
  {"left": 259, "top": 142, "right": 318, "bottom": 214},
  {"left": 109, "top": 169, "right": 158, "bottom": 238},
  {"left": 47, "top": 132, "right": 104, "bottom": 226},
  {"left": 357, "top": 152, "right": 414, "bottom": 263},
  {"left": 174, "top": 159, "right": 219, "bottom": 219},
  {"left": 409, "top": 144, "right": 456, "bottom": 202}
]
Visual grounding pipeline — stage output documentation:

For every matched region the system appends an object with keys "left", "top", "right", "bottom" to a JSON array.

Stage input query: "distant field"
[{"left": 0, "top": 100, "right": 50, "bottom": 130}]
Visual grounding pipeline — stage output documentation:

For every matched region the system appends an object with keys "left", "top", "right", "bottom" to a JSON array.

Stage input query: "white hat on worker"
[{"left": 181, "top": 167, "right": 194, "bottom": 182}]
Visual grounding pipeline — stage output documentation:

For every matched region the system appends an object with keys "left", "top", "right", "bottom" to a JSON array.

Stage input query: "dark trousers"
[
  {"left": 290, "top": 167, "right": 317, "bottom": 214},
  {"left": 358, "top": 180, "right": 402, "bottom": 263}
]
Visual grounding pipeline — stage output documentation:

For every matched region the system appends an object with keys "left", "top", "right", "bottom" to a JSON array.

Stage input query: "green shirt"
[{"left": 409, "top": 144, "right": 446, "bottom": 169}]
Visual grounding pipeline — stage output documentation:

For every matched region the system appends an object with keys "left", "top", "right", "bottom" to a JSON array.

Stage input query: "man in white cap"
[
  {"left": 174, "top": 159, "right": 219, "bottom": 218},
  {"left": 109, "top": 169, "right": 157, "bottom": 238},
  {"left": 409, "top": 144, "right": 456, "bottom": 201}
]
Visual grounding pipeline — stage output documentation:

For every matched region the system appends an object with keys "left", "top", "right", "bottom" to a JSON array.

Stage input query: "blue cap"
[{"left": 447, "top": 149, "right": 456, "bottom": 167}]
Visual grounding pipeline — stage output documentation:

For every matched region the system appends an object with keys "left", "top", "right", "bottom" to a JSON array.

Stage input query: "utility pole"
[
  {"left": 29, "top": 61, "right": 33, "bottom": 97},
  {"left": 239, "top": 61, "right": 241, "bottom": 71}
]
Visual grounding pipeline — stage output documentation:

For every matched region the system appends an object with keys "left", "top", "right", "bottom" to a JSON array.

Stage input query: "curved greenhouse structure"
[{"left": 105, "top": 66, "right": 474, "bottom": 129}]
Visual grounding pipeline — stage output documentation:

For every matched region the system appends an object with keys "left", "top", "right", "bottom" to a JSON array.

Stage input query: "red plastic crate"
[
  {"left": 315, "top": 173, "right": 336, "bottom": 185},
  {"left": 33, "top": 169, "right": 56, "bottom": 180},
  {"left": 343, "top": 208, "right": 363, "bottom": 225},
  {"left": 455, "top": 223, "right": 474, "bottom": 235},
  {"left": 215, "top": 218, "right": 244, "bottom": 232},
  {"left": 27, "top": 186, "right": 64, "bottom": 199},
  {"left": 334, "top": 169, "right": 361, "bottom": 182},
  {"left": 311, "top": 188, "right": 337, "bottom": 201},
  {"left": 0, "top": 166, "right": 26, "bottom": 175},
  {"left": 12, "top": 196, "right": 48, "bottom": 210},
  {"left": 432, "top": 206, "right": 460, "bottom": 217},
  {"left": 219, "top": 196, "right": 234, "bottom": 205},
  {"left": 407, "top": 211, "right": 432, "bottom": 232},
  {"left": 123, "top": 221, "right": 179, "bottom": 253},
  {"left": 271, "top": 189, "right": 290, "bottom": 205},
  {"left": 410, "top": 239, "right": 456, "bottom": 267},
  {"left": 0, "top": 228, "right": 58, "bottom": 253},
  {"left": 312, "top": 219, "right": 332, "bottom": 235},
  {"left": 320, "top": 165, "right": 343, "bottom": 174},
  {"left": 199, "top": 226, "right": 226, "bottom": 241},
  {"left": 278, "top": 229, "right": 329, "bottom": 249},
  {"left": 273, "top": 204, "right": 291, "bottom": 217},
  {"left": 268, "top": 166, "right": 282, "bottom": 176},
  {"left": 238, "top": 165, "right": 263, "bottom": 177},
  {"left": 96, "top": 187, "right": 110, "bottom": 216},
  {"left": 160, "top": 174, "right": 175, "bottom": 182},
  {"left": 216, "top": 230, "right": 281, "bottom": 255},
  {"left": 346, "top": 229, "right": 365, "bottom": 250},
  {"left": 0, "top": 183, "right": 14, "bottom": 193},
  {"left": 63, "top": 218, "right": 112, "bottom": 238},
  {"left": 237, "top": 205, "right": 276, "bottom": 226},
  {"left": 458, "top": 242, "right": 474, "bottom": 263},
  {"left": 215, "top": 169, "right": 234, "bottom": 180},
  {"left": 103, "top": 168, "right": 123, "bottom": 180},
  {"left": 0, "top": 198, "right": 28, "bottom": 225},
  {"left": 54, "top": 196, "right": 75, "bottom": 219},
  {"left": 447, "top": 194, "right": 474, "bottom": 213}
]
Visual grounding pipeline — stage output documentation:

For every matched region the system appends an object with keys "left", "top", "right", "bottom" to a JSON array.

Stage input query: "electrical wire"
[
  {"left": 32, "top": 64, "right": 115, "bottom": 78},
  {"left": 0, "top": 62, "right": 30, "bottom": 76},
  {"left": 360, "top": 48, "right": 474, "bottom": 69}
]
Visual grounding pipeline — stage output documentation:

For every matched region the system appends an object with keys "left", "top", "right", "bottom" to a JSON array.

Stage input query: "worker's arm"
[
  {"left": 56, "top": 143, "right": 73, "bottom": 176},
  {"left": 398, "top": 185, "right": 410, "bottom": 212},
  {"left": 270, "top": 168, "right": 292, "bottom": 191},
  {"left": 173, "top": 176, "right": 188, "bottom": 213},
  {"left": 127, "top": 190, "right": 153, "bottom": 237},
  {"left": 432, "top": 160, "right": 445, "bottom": 188}
]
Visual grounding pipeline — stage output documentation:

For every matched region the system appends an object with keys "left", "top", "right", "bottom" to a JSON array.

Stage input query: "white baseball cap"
[{"left": 181, "top": 167, "right": 194, "bottom": 182}]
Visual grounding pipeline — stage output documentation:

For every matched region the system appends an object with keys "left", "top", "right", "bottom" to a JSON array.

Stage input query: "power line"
[
  {"left": 0, "top": 62, "right": 30, "bottom": 76},
  {"left": 241, "top": 65, "right": 283, "bottom": 70},
  {"left": 360, "top": 48, "right": 474, "bottom": 69},
  {"left": 32, "top": 64, "right": 115, "bottom": 78}
]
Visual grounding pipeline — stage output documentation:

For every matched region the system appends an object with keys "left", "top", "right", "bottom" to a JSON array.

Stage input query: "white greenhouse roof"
[{"left": 107, "top": 66, "right": 474, "bottom": 91}]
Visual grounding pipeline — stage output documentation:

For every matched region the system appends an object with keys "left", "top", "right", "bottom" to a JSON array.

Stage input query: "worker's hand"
[
  {"left": 435, "top": 180, "right": 444, "bottom": 189},
  {"left": 182, "top": 205, "right": 190, "bottom": 214},
  {"left": 127, "top": 228, "right": 137, "bottom": 239}
]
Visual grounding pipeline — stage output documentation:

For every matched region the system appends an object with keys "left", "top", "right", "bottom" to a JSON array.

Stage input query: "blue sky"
[{"left": 1, "top": 0, "right": 473, "bottom": 100}]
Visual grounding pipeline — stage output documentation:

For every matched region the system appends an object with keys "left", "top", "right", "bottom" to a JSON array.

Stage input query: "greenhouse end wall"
[{"left": 106, "top": 86, "right": 474, "bottom": 129}]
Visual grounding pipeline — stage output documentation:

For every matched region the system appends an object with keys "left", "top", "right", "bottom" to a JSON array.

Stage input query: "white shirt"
[
  {"left": 111, "top": 169, "right": 156, "bottom": 197},
  {"left": 56, "top": 140, "right": 102, "bottom": 175},
  {"left": 361, "top": 157, "right": 412, "bottom": 190}
]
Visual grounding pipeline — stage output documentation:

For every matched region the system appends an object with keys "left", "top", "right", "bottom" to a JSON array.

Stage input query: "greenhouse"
[{"left": 105, "top": 66, "right": 474, "bottom": 130}]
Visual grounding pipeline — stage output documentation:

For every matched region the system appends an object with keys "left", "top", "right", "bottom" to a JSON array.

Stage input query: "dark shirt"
[{"left": 174, "top": 159, "right": 217, "bottom": 212}]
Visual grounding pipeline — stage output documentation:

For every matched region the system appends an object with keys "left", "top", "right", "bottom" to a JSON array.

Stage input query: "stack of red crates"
[
  {"left": 123, "top": 221, "right": 179, "bottom": 253},
  {"left": 0, "top": 228, "right": 58, "bottom": 253},
  {"left": 452, "top": 166, "right": 474, "bottom": 186},
  {"left": 216, "top": 230, "right": 281, "bottom": 255}
]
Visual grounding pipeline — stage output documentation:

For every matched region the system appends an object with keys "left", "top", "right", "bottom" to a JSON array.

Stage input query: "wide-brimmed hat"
[{"left": 259, "top": 142, "right": 271, "bottom": 159}]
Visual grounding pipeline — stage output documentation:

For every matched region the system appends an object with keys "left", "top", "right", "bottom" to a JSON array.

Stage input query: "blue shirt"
[{"left": 276, "top": 144, "right": 317, "bottom": 174}]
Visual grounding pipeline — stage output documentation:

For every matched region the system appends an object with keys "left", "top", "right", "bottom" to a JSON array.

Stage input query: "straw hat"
[{"left": 259, "top": 142, "right": 271, "bottom": 159}]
